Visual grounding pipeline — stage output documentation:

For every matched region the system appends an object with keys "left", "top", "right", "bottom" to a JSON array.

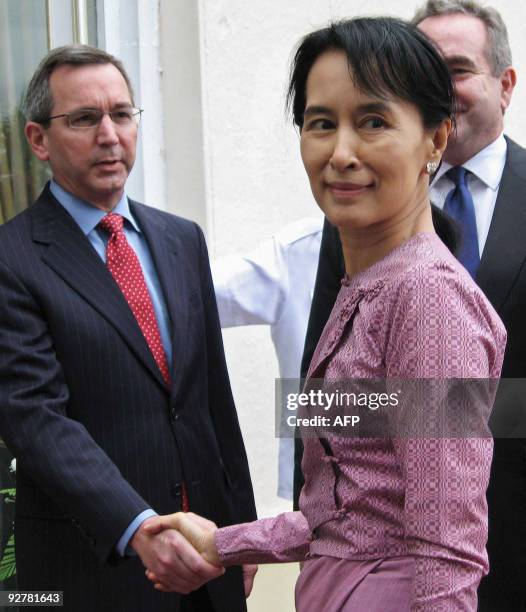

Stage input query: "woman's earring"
[{"left": 426, "top": 161, "right": 438, "bottom": 174}]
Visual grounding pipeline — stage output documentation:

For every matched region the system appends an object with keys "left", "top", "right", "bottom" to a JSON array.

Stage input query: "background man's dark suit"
[
  {"left": 0, "top": 184, "right": 256, "bottom": 612},
  {"left": 295, "top": 137, "right": 526, "bottom": 610}
]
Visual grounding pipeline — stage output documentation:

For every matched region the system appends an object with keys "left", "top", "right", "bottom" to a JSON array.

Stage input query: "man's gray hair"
[
  {"left": 412, "top": 0, "right": 512, "bottom": 76},
  {"left": 22, "top": 44, "right": 135, "bottom": 125}
]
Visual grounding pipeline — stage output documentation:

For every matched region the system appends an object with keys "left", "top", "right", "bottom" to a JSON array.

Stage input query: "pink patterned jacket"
[{"left": 215, "top": 233, "right": 506, "bottom": 610}]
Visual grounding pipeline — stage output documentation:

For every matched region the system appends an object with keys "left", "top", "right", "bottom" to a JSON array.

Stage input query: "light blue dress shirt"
[
  {"left": 50, "top": 180, "right": 166, "bottom": 555},
  {"left": 50, "top": 180, "right": 173, "bottom": 368}
]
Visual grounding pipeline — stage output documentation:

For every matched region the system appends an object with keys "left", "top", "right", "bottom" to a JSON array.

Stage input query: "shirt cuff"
[{"left": 116, "top": 509, "right": 158, "bottom": 557}]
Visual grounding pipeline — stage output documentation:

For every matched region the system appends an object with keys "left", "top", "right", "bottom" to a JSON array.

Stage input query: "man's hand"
[
  {"left": 131, "top": 515, "right": 224, "bottom": 594},
  {"left": 143, "top": 513, "right": 259, "bottom": 597},
  {"left": 143, "top": 512, "right": 220, "bottom": 565}
]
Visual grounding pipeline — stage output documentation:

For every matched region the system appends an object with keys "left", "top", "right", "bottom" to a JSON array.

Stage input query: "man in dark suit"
[
  {"left": 0, "top": 45, "right": 256, "bottom": 612},
  {"left": 295, "top": 2, "right": 526, "bottom": 609}
]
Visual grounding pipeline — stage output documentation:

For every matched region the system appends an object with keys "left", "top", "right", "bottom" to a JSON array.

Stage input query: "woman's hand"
[
  {"left": 143, "top": 512, "right": 258, "bottom": 596},
  {"left": 133, "top": 515, "right": 224, "bottom": 594},
  {"left": 143, "top": 512, "right": 221, "bottom": 566}
]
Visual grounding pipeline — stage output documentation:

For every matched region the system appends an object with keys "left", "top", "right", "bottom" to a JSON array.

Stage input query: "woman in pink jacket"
[{"left": 146, "top": 17, "right": 506, "bottom": 611}]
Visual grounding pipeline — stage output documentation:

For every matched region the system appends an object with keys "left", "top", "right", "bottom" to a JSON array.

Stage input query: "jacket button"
[
  {"left": 171, "top": 483, "right": 182, "bottom": 498},
  {"left": 171, "top": 408, "right": 178, "bottom": 420}
]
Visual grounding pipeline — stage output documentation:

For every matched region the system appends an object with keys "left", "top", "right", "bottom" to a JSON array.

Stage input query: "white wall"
[
  {"left": 98, "top": 0, "right": 165, "bottom": 209},
  {"left": 159, "top": 0, "right": 208, "bottom": 229}
]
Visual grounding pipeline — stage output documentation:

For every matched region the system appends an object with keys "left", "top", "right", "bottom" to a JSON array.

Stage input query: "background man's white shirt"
[
  {"left": 430, "top": 133, "right": 507, "bottom": 255},
  {"left": 212, "top": 216, "right": 323, "bottom": 499}
]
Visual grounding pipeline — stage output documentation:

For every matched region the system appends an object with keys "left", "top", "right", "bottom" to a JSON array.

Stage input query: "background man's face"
[
  {"left": 419, "top": 13, "right": 507, "bottom": 165},
  {"left": 40, "top": 63, "right": 137, "bottom": 210}
]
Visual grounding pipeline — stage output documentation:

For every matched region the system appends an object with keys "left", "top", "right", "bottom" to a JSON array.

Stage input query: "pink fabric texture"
[
  {"left": 295, "top": 556, "right": 414, "bottom": 611},
  {"left": 215, "top": 233, "right": 506, "bottom": 610}
]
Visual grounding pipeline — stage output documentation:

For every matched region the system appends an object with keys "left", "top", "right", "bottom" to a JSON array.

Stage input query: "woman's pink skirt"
[{"left": 295, "top": 555, "right": 415, "bottom": 611}]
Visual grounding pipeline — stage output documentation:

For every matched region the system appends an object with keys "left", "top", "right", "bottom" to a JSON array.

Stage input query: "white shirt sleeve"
[{"left": 212, "top": 236, "right": 288, "bottom": 328}]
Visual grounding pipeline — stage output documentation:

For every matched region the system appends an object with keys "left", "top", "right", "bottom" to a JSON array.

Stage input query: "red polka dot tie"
[
  {"left": 99, "top": 213, "right": 189, "bottom": 511},
  {"left": 98, "top": 213, "right": 171, "bottom": 384}
]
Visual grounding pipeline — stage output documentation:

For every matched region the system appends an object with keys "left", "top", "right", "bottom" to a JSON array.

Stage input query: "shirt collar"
[
  {"left": 50, "top": 179, "right": 141, "bottom": 236},
  {"left": 432, "top": 133, "right": 507, "bottom": 191}
]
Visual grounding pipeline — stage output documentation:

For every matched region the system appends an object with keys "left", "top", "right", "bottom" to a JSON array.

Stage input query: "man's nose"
[
  {"left": 329, "top": 130, "right": 359, "bottom": 172},
  {"left": 96, "top": 113, "right": 119, "bottom": 145}
]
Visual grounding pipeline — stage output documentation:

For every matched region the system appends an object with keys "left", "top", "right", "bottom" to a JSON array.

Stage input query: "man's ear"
[
  {"left": 25, "top": 122, "right": 50, "bottom": 161},
  {"left": 500, "top": 66, "right": 516, "bottom": 115},
  {"left": 428, "top": 118, "right": 452, "bottom": 163}
]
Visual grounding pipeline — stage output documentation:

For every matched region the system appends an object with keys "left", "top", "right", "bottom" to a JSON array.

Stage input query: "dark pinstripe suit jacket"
[{"left": 0, "top": 184, "right": 256, "bottom": 612}]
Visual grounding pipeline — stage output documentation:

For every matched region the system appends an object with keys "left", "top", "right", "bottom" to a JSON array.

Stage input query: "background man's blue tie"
[{"left": 443, "top": 166, "right": 480, "bottom": 279}]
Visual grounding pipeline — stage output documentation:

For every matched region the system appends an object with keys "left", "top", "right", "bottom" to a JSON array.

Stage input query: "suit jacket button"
[
  {"left": 171, "top": 483, "right": 182, "bottom": 497},
  {"left": 171, "top": 408, "right": 178, "bottom": 420}
]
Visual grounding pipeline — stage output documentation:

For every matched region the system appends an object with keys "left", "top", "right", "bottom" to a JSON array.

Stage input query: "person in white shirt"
[{"left": 212, "top": 216, "right": 322, "bottom": 499}]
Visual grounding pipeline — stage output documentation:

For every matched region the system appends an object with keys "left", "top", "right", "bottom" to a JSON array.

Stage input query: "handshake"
[{"left": 130, "top": 512, "right": 257, "bottom": 596}]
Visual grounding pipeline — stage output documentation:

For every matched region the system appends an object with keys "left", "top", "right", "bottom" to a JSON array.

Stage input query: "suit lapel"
[
  {"left": 31, "top": 187, "right": 166, "bottom": 389},
  {"left": 477, "top": 138, "right": 526, "bottom": 311},
  {"left": 130, "top": 201, "right": 189, "bottom": 399}
]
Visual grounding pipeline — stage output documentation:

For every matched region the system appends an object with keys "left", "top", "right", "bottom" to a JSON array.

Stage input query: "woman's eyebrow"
[
  {"left": 355, "top": 101, "right": 391, "bottom": 114},
  {"left": 303, "top": 105, "right": 333, "bottom": 117},
  {"left": 303, "top": 101, "right": 390, "bottom": 117}
]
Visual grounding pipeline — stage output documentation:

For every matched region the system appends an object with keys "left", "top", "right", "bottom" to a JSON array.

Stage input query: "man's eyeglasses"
[{"left": 40, "top": 107, "right": 143, "bottom": 129}]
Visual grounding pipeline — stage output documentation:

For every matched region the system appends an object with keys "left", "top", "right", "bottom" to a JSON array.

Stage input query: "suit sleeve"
[
  {"left": 299, "top": 218, "right": 343, "bottom": 379},
  {"left": 294, "top": 218, "right": 343, "bottom": 509},
  {"left": 0, "top": 260, "right": 149, "bottom": 564},
  {"left": 196, "top": 225, "right": 257, "bottom": 523}
]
